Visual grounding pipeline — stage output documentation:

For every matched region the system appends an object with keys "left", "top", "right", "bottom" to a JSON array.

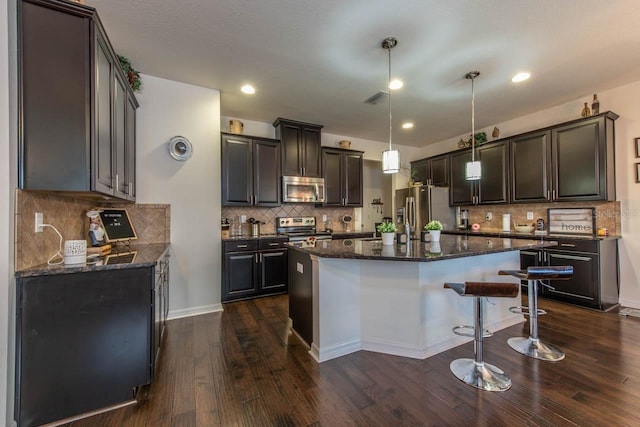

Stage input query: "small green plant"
[
  {"left": 377, "top": 222, "right": 397, "bottom": 233},
  {"left": 118, "top": 55, "right": 141, "bottom": 92},
  {"left": 424, "top": 220, "right": 443, "bottom": 231}
]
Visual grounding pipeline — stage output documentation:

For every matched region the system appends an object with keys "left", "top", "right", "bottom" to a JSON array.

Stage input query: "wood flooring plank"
[{"left": 63, "top": 294, "right": 640, "bottom": 426}]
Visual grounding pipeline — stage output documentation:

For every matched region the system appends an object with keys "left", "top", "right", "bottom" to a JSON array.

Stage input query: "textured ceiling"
[{"left": 86, "top": 0, "right": 640, "bottom": 147}]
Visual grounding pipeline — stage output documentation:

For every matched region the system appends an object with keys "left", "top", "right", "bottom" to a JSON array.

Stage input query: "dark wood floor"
[{"left": 68, "top": 294, "right": 640, "bottom": 426}]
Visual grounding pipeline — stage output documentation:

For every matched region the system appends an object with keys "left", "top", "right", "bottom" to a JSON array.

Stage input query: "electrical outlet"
[
  {"left": 485, "top": 212, "right": 492, "bottom": 221},
  {"left": 35, "top": 212, "right": 44, "bottom": 232},
  {"left": 527, "top": 211, "right": 534, "bottom": 220},
  {"left": 322, "top": 214, "right": 327, "bottom": 221}
]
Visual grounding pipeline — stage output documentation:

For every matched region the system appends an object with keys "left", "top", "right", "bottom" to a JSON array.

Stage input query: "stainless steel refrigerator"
[{"left": 395, "top": 185, "right": 455, "bottom": 237}]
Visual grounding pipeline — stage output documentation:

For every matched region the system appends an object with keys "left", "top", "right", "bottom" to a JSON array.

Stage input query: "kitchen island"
[{"left": 287, "top": 235, "right": 555, "bottom": 362}]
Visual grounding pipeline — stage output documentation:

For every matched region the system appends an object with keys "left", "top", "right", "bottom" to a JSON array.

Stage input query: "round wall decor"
[{"left": 168, "top": 136, "right": 193, "bottom": 161}]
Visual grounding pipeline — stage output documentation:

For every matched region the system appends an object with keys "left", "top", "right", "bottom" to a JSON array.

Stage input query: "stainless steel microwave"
[{"left": 282, "top": 176, "right": 325, "bottom": 203}]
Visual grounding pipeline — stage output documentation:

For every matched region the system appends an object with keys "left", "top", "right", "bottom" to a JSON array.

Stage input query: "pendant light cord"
[
  {"left": 471, "top": 75, "right": 475, "bottom": 162},
  {"left": 388, "top": 46, "right": 392, "bottom": 151}
]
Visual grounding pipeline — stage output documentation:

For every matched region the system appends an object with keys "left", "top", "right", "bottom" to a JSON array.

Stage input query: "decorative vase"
[
  {"left": 381, "top": 232, "right": 395, "bottom": 245},
  {"left": 581, "top": 102, "right": 591, "bottom": 117},
  {"left": 428, "top": 230, "right": 441, "bottom": 242},
  {"left": 591, "top": 94, "right": 600, "bottom": 115}
]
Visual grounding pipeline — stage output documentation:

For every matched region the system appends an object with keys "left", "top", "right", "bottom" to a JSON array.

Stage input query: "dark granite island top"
[{"left": 287, "top": 234, "right": 556, "bottom": 262}]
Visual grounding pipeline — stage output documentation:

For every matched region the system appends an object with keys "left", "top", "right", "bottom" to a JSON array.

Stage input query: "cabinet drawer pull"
[
  {"left": 237, "top": 244, "right": 248, "bottom": 248},
  {"left": 269, "top": 243, "right": 279, "bottom": 246},
  {"left": 560, "top": 243, "right": 576, "bottom": 247},
  {"left": 550, "top": 253, "right": 591, "bottom": 262}
]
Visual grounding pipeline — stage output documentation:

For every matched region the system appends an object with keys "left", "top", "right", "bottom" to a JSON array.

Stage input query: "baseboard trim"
[
  {"left": 310, "top": 339, "right": 362, "bottom": 362},
  {"left": 167, "top": 303, "right": 223, "bottom": 320}
]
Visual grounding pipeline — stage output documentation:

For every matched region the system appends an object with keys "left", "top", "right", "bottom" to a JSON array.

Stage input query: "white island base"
[{"left": 307, "top": 251, "right": 524, "bottom": 362}]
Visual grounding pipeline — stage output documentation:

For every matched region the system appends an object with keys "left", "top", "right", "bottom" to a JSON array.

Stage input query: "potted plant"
[
  {"left": 424, "top": 220, "right": 443, "bottom": 242},
  {"left": 377, "top": 222, "right": 398, "bottom": 245}
]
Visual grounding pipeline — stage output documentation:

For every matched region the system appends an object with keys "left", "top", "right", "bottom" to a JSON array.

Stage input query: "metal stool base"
[
  {"left": 507, "top": 336, "right": 565, "bottom": 361},
  {"left": 450, "top": 359, "right": 512, "bottom": 392}
]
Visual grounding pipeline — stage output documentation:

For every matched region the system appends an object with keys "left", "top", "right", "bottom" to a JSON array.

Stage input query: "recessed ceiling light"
[
  {"left": 241, "top": 84, "right": 256, "bottom": 94},
  {"left": 512, "top": 72, "right": 531, "bottom": 83},
  {"left": 388, "top": 79, "right": 403, "bottom": 90},
  {"left": 401, "top": 122, "right": 414, "bottom": 129}
]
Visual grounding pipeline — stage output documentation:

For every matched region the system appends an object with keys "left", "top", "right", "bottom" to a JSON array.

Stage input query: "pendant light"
[
  {"left": 465, "top": 71, "right": 482, "bottom": 180},
  {"left": 382, "top": 37, "right": 400, "bottom": 174}
]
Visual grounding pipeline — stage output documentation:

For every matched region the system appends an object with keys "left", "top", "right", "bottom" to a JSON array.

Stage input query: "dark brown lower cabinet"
[
  {"left": 15, "top": 267, "right": 156, "bottom": 427},
  {"left": 222, "top": 238, "right": 288, "bottom": 302},
  {"left": 518, "top": 238, "right": 618, "bottom": 310}
]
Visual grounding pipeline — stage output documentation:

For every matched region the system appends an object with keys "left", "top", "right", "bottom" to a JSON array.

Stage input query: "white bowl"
[{"left": 513, "top": 224, "right": 535, "bottom": 233}]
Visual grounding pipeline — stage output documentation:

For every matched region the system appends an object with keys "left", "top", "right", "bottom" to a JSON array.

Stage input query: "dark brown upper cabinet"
[
  {"left": 273, "top": 118, "right": 323, "bottom": 178},
  {"left": 449, "top": 141, "right": 509, "bottom": 206},
  {"left": 322, "top": 148, "right": 363, "bottom": 207},
  {"left": 18, "top": 0, "right": 138, "bottom": 201},
  {"left": 411, "top": 155, "right": 449, "bottom": 187},
  {"left": 510, "top": 112, "right": 617, "bottom": 203},
  {"left": 221, "top": 133, "right": 281, "bottom": 207}
]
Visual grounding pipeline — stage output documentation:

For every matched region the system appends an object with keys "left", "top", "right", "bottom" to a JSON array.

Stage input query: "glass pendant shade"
[
  {"left": 382, "top": 149, "right": 400, "bottom": 174},
  {"left": 465, "top": 160, "right": 482, "bottom": 180}
]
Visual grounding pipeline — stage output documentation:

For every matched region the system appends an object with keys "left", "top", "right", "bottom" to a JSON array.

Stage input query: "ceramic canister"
[{"left": 229, "top": 120, "right": 244, "bottom": 134}]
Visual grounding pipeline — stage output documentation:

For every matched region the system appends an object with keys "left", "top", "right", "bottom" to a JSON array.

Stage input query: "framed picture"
[
  {"left": 636, "top": 138, "right": 640, "bottom": 158},
  {"left": 636, "top": 163, "right": 640, "bottom": 183},
  {"left": 547, "top": 208, "right": 595, "bottom": 235}
]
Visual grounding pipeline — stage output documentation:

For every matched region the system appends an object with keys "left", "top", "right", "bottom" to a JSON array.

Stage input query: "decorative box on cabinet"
[
  {"left": 18, "top": 0, "right": 138, "bottom": 201},
  {"left": 322, "top": 147, "right": 363, "bottom": 207},
  {"left": 222, "top": 237, "right": 289, "bottom": 302},
  {"left": 273, "top": 118, "right": 323, "bottom": 178},
  {"left": 449, "top": 141, "right": 509, "bottom": 206},
  {"left": 221, "top": 133, "right": 281, "bottom": 206},
  {"left": 510, "top": 112, "right": 618, "bottom": 203}
]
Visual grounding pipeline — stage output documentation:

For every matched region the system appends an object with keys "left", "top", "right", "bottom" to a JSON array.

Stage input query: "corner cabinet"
[
  {"left": 510, "top": 112, "right": 618, "bottom": 203},
  {"left": 222, "top": 238, "right": 289, "bottom": 302},
  {"left": 221, "top": 133, "right": 281, "bottom": 206},
  {"left": 449, "top": 140, "right": 509, "bottom": 206},
  {"left": 273, "top": 118, "right": 323, "bottom": 177},
  {"left": 19, "top": 0, "right": 138, "bottom": 201},
  {"left": 322, "top": 148, "right": 364, "bottom": 207}
]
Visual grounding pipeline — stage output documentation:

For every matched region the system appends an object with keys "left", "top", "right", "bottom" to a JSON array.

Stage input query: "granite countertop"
[
  {"left": 442, "top": 229, "right": 621, "bottom": 241},
  {"left": 287, "top": 234, "right": 556, "bottom": 262},
  {"left": 331, "top": 231, "right": 375, "bottom": 239},
  {"left": 16, "top": 243, "right": 171, "bottom": 278}
]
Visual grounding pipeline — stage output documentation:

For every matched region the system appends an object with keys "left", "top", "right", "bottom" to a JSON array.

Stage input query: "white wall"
[
  {"left": 137, "top": 75, "right": 222, "bottom": 318},
  {"left": 2, "top": 0, "right": 15, "bottom": 422},
  {"left": 415, "top": 81, "right": 640, "bottom": 309}
]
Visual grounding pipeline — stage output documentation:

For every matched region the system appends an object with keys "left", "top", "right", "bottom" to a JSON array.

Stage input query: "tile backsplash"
[
  {"left": 222, "top": 205, "right": 356, "bottom": 234},
  {"left": 462, "top": 200, "right": 620, "bottom": 234},
  {"left": 15, "top": 190, "right": 170, "bottom": 271}
]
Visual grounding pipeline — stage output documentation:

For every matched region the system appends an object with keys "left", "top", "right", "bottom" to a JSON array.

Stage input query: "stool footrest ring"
[
  {"left": 452, "top": 325, "right": 493, "bottom": 338},
  {"left": 509, "top": 306, "right": 547, "bottom": 316}
]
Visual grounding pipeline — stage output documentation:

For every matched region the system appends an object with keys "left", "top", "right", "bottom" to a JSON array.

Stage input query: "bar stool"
[
  {"left": 498, "top": 266, "right": 573, "bottom": 361},
  {"left": 444, "top": 281, "right": 520, "bottom": 392}
]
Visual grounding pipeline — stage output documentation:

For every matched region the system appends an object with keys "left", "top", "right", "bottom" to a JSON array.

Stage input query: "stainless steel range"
[{"left": 276, "top": 216, "right": 332, "bottom": 242}]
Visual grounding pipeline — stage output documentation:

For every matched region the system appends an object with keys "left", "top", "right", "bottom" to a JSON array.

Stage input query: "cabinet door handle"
[
  {"left": 128, "top": 181, "right": 133, "bottom": 195},
  {"left": 115, "top": 174, "right": 119, "bottom": 191},
  {"left": 237, "top": 244, "right": 248, "bottom": 248},
  {"left": 552, "top": 190, "right": 556, "bottom": 200},
  {"left": 255, "top": 253, "right": 259, "bottom": 264},
  {"left": 560, "top": 243, "right": 576, "bottom": 247},
  {"left": 269, "top": 243, "right": 279, "bottom": 246},
  {"left": 550, "top": 253, "right": 591, "bottom": 262},
  {"left": 547, "top": 190, "right": 550, "bottom": 201}
]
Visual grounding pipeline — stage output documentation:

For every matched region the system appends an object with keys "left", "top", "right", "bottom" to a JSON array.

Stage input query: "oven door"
[{"left": 282, "top": 176, "right": 325, "bottom": 203}]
